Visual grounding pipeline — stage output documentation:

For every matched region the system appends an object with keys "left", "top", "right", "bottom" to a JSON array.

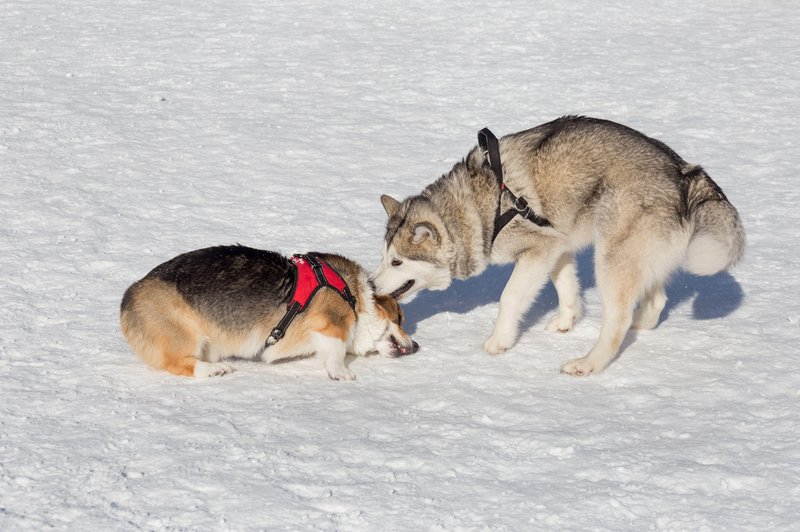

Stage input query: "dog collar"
[
  {"left": 478, "top": 127, "right": 551, "bottom": 243},
  {"left": 266, "top": 254, "right": 356, "bottom": 346}
]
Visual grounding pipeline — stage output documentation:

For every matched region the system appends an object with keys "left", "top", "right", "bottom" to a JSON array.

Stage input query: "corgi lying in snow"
[{"left": 120, "top": 245, "right": 418, "bottom": 380}]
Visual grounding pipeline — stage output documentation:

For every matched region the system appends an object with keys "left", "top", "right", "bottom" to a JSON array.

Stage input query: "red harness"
[{"left": 266, "top": 254, "right": 356, "bottom": 346}]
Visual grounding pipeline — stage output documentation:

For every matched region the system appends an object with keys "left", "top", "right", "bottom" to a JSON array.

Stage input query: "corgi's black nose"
[{"left": 389, "top": 338, "right": 419, "bottom": 357}]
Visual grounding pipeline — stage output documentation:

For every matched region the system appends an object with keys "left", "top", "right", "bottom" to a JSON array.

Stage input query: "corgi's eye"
[{"left": 391, "top": 259, "right": 403, "bottom": 267}]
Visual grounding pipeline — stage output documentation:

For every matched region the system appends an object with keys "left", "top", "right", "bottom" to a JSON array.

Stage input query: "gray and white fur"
[{"left": 372, "top": 116, "right": 745, "bottom": 376}]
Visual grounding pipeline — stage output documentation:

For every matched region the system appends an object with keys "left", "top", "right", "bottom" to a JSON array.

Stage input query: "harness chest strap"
[
  {"left": 477, "top": 127, "right": 551, "bottom": 243},
  {"left": 266, "top": 254, "right": 357, "bottom": 346}
]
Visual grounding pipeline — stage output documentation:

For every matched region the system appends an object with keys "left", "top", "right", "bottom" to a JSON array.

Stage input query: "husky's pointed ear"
[
  {"left": 467, "top": 146, "right": 485, "bottom": 170},
  {"left": 380, "top": 195, "right": 401, "bottom": 218},
  {"left": 412, "top": 222, "right": 439, "bottom": 244}
]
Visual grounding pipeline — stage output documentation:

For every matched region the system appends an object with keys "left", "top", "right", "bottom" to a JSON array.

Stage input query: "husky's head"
[{"left": 372, "top": 194, "right": 453, "bottom": 300}]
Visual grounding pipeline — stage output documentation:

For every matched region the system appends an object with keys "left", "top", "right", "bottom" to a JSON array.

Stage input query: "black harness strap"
[
  {"left": 266, "top": 302, "right": 301, "bottom": 346},
  {"left": 266, "top": 254, "right": 356, "bottom": 346},
  {"left": 478, "top": 128, "right": 551, "bottom": 243}
]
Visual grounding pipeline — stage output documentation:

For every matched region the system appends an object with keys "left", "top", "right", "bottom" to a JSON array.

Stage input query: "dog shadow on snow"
[
  {"left": 616, "top": 267, "right": 744, "bottom": 360},
  {"left": 402, "top": 249, "right": 599, "bottom": 335},
  {"left": 402, "top": 248, "right": 744, "bottom": 354}
]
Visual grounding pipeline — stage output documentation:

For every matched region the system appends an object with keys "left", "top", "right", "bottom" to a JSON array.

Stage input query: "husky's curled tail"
[{"left": 682, "top": 165, "right": 746, "bottom": 276}]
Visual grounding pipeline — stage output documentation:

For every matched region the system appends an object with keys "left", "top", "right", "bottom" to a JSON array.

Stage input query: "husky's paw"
[
  {"left": 327, "top": 367, "right": 356, "bottom": 381},
  {"left": 484, "top": 334, "right": 512, "bottom": 356},
  {"left": 560, "top": 357, "right": 599, "bottom": 377},
  {"left": 194, "top": 361, "right": 235, "bottom": 378},
  {"left": 546, "top": 313, "right": 576, "bottom": 333}
]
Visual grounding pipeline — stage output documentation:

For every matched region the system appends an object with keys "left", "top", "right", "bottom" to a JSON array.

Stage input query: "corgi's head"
[{"left": 371, "top": 294, "right": 419, "bottom": 358}]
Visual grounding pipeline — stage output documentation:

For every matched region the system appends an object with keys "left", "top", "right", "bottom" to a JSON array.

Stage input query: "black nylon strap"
[
  {"left": 266, "top": 301, "right": 301, "bottom": 345},
  {"left": 307, "top": 253, "right": 357, "bottom": 309},
  {"left": 306, "top": 254, "right": 327, "bottom": 286},
  {"left": 478, "top": 128, "right": 504, "bottom": 189},
  {"left": 478, "top": 127, "right": 551, "bottom": 243},
  {"left": 507, "top": 194, "right": 551, "bottom": 228}
]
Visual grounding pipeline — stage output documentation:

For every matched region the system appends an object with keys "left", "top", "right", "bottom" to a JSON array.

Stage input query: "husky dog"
[
  {"left": 121, "top": 245, "right": 418, "bottom": 380},
  {"left": 373, "top": 116, "right": 744, "bottom": 376}
]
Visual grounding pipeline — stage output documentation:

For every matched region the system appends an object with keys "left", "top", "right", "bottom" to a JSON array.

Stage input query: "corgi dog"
[{"left": 120, "top": 245, "right": 418, "bottom": 380}]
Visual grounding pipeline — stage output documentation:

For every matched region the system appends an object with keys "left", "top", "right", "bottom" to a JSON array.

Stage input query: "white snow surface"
[{"left": 2, "top": 0, "right": 799, "bottom": 530}]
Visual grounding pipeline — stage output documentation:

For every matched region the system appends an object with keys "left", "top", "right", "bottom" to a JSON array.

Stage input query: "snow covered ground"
[{"left": 2, "top": 0, "right": 799, "bottom": 529}]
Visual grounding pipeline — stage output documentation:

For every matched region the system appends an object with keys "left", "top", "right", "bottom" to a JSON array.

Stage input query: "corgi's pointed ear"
[
  {"left": 412, "top": 222, "right": 439, "bottom": 244},
  {"left": 380, "top": 195, "right": 401, "bottom": 218}
]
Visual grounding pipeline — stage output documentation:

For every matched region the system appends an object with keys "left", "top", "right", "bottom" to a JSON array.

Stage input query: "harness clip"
[
  {"left": 266, "top": 329, "right": 284, "bottom": 345},
  {"left": 513, "top": 196, "right": 533, "bottom": 218}
]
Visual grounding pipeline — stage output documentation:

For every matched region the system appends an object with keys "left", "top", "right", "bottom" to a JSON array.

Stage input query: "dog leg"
[
  {"left": 154, "top": 329, "right": 203, "bottom": 378},
  {"left": 546, "top": 251, "right": 582, "bottom": 333},
  {"left": 560, "top": 238, "right": 641, "bottom": 376},
  {"left": 560, "top": 291, "right": 635, "bottom": 376},
  {"left": 484, "top": 252, "right": 551, "bottom": 355},
  {"left": 632, "top": 284, "right": 666, "bottom": 330},
  {"left": 312, "top": 332, "right": 355, "bottom": 381}
]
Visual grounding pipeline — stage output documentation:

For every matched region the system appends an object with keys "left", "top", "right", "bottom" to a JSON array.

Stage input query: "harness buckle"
[
  {"left": 266, "top": 329, "right": 284, "bottom": 345},
  {"left": 513, "top": 195, "right": 532, "bottom": 217}
]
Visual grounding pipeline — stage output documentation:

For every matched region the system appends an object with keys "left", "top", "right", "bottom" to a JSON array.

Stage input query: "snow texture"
[{"left": 2, "top": 0, "right": 799, "bottom": 530}]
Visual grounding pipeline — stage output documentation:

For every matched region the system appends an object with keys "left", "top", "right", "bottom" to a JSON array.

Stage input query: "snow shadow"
[
  {"left": 663, "top": 270, "right": 744, "bottom": 322},
  {"left": 402, "top": 248, "right": 597, "bottom": 335},
  {"left": 612, "top": 270, "right": 743, "bottom": 364},
  {"left": 401, "top": 263, "right": 512, "bottom": 334},
  {"left": 401, "top": 246, "right": 743, "bottom": 334}
]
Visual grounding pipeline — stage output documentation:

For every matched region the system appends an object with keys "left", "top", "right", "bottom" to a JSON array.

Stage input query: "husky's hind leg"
[
  {"left": 632, "top": 284, "right": 667, "bottom": 330},
  {"left": 560, "top": 219, "right": 683, "bottom": 376},
  {"left": 484, "top": 247, "right": 558, "bottom": 355},
  {"left": 546, "top": 251, "right": 582, "bottom": 333},
  {"left": 560, "top": 256, "right": 639, "bottom": 376},
  {"left": 560, "top": 222, "right": 652, "bottom": 376}
]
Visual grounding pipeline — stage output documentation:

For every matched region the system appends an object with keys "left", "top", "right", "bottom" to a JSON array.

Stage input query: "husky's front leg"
[
  {"left": 484, "top": 252, "right": 551, "bottom": 355},
  {"left": 311, "top": 332, "right": 355, "bottom": 381}
]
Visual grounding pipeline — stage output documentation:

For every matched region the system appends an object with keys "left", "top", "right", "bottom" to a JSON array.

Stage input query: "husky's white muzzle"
[{"left": 372, "top": 252, "right": 451, "bottom": 300}]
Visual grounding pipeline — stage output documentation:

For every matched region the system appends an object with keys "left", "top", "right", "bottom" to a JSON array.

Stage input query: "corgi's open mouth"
[
  {"left": 388, "top": 337, "right": 419, "bottom": 357},
  {"left": 390, "top": 280, "right": 415, "bottom": 300}
]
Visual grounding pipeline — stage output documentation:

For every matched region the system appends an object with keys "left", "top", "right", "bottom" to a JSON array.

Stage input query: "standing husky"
[
  {"left": 121, "top": 245, "right": 418, "bottom": 380},
  {"left": 372, "top": 116, "right": 744, "bottom": 376}
]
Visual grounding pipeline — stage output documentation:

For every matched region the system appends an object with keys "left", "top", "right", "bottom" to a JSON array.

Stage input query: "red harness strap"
[{"left": 266, "top": 253, "right": 356, "bottom": 346}]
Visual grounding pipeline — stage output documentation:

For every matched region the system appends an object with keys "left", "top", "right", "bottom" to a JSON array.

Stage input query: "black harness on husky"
[
  {"left": 266, "top": 254, "right": 357, "bottom": 347},
  {"left": 478, "top": 128, "right": 551, "bottom": 243}
]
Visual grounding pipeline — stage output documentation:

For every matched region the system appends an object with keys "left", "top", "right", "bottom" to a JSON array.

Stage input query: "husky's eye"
[{"left": 391, "top": 259, "right": 403, "bottom": 267}]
